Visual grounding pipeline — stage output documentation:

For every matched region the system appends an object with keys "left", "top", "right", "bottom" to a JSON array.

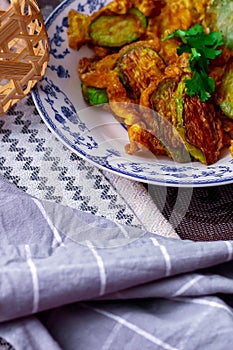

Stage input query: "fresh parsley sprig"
[{"left": 163, "top": 24, "right": 223, "bottom": 101}]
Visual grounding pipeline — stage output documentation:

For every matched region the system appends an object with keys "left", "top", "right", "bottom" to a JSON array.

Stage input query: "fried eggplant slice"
[
  {"left": 216, "top": 59, "right": 233, "bottom": 119},
  {"left": 206, "top": 0, "right": 233, "bottom": 50},
  {"left": 89, "top": 8, "right": 147, "bottom": 48},
  {"left": 117, "top": 45, "right": 165, "bottom": 98},
  {"left": 150, "top": 76, "right": 224, "bottom": 164}
]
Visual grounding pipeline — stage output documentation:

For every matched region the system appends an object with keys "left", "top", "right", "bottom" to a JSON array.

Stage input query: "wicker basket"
[{"left": 0, "top": 0, "right": 49, "bottom": 115}]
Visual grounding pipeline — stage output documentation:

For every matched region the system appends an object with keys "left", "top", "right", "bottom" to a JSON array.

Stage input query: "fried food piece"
[
  {"left": 67, "top": 0, "right": 165, "bottom": 52},
  {"left": 205, "top": 0, "right": 233, "bottom": 50},
  {"left": 78, "top": 51, "right": 140, "bottom": 124},
  {"left": 154, "top": 0, "right": 211, "bottom": 37},
  {"left": 230, "top": 140, "right": 233, "bottom": 157},
  {"left": 216, "top": 59, "right": 233, "bottom": 119},
  {"left": 221, "top": 117, "right": 233, "bottom": 140},
  {"left": 182, "top": 96, "right": 224, "bottom": 164},
  {"left": 78, "top": 53, "right": 119, "bottom": 88},
  {"left": 126, "top": 124, "right": 168, "bottom": 156},
  {"left": 133, "top": 0, "right": 165, "bottom": 17},
  {"left": 100, "top": 0, "right": 131, "bottom": 14},
  {"left": 69, "top": 0, "right": 232, "bottom": 164},
  {"left": 149, "top": 0, "right": 211, "bottom": 64},
  {"left": 106, "top": 0, "right": 165, "bottom": 16},
  {"left": 150, "top": 73, "right": 225, "bottom": 164},
  {"left": 117, "top": 45, "right": 165, "bottom": 98},
  {"left": 78, "top": 40, "right": 165, "bottom": 126},
  {"left": 107, "top": 76, "right": 142, "bottom": 125},
  {"left": 67, "top": 10, "right": 91, "bottom": 49},
  {"left": 89, "top": 8, "right": 147, "bottom": 48},
  {"left": 67, "top": 0, "right": 133, "bottom": 50}
]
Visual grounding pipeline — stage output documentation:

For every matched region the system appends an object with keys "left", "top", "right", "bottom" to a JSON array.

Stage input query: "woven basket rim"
[{"left": 0, "top": 0, "right": 49, "bottom": 115}]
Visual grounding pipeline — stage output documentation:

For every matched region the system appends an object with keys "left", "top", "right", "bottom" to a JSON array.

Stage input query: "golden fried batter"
[
  {"left": 67, "top": 10, "right": 91, "bottom": 49},
  {"left": 68, "top": 0, "right": 233, "bottom": 164}
]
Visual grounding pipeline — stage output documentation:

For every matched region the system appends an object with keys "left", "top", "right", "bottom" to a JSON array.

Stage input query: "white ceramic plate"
[{"left": 32, "top": 0, "right": 233, "bottom": 187}]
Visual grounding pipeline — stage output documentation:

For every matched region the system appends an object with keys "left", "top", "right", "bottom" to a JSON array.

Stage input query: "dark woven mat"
[{"left": 148, "top": 184, "right": 233, "bottom": 241}]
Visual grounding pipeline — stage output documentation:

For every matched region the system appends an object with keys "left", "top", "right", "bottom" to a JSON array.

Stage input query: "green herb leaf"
[
  {"left": 163, "top": 24, "right": 223, "bottom": 101},
  {"left": 186, "top": 72, "right": 215, "bottom": 102}
]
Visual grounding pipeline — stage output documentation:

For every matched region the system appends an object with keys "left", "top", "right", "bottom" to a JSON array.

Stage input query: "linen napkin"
[
  {"left": 0, "top": 93, "right": 178, "bottom": 240},
  {"left": 1, "top": 176, "right": 233, "bottom": 349}
]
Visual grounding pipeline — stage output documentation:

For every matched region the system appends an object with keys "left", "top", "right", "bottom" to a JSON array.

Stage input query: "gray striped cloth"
[{"left": 0, "top": 176, "right": 233, "bottom": 349}]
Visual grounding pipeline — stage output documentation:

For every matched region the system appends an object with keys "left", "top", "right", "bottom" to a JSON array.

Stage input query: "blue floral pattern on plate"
[{"left": 32, "top": 0, "right": 233, "bottom": 187}]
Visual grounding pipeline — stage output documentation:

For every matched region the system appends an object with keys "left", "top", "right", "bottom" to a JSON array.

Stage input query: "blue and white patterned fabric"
[{"left": 1, "top": 175, "right": 233, "bottom": 349}]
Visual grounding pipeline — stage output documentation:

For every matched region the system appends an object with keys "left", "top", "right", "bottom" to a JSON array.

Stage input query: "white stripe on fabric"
[
  {"left": 102, "top": 321, "right": 123, "bottom": 350},
  {"left": 32, "top": 198, "right": 64, "bottom": 247},
  {"left": 89, "top": 306, "right": 179, "bottom": 350},
  {"left": 150, "top": 237, "right": 171, "bottom": 276},
  {"left": 224, "top": 241, "right": 233, "bottom": 261},
  {"left": 86, "top": 240, "right": 107, "bottom": 296},
  {"left": 173, "top": 297, "right": 233, "bottom": 315},
  {"left": 25, "top": 244, "right": 40, "bottom": 313},
  {"left": 172, "top": 275, "right": 203, "bottom": 297}
]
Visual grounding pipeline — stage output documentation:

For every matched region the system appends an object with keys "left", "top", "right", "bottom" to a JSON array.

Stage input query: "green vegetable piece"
[
  {"left": 89, "top": 8, "right": 147, "bottom": 48},
  {"left": 217, "top": 60, "right": 233, "bottom": 119},
  {"left": 185, "top": 70, "right": 215, "bottom": 102},
  {"left": 82, "top": 83, "right": 109, "bottom": 106},
  {"left": 163, "top": 24, "right": 223, "bottom": 102},
  {"left": 207, "top": 0, "right": 233, "bottom": 50}
]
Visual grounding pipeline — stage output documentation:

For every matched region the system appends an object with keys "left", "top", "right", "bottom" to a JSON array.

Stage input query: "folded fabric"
[
  {"left": 0, "top": 95, "right": 178, "bottom": 240},
  {"left": 0, "top": 176, "right": 233, "bottom": 349}
]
